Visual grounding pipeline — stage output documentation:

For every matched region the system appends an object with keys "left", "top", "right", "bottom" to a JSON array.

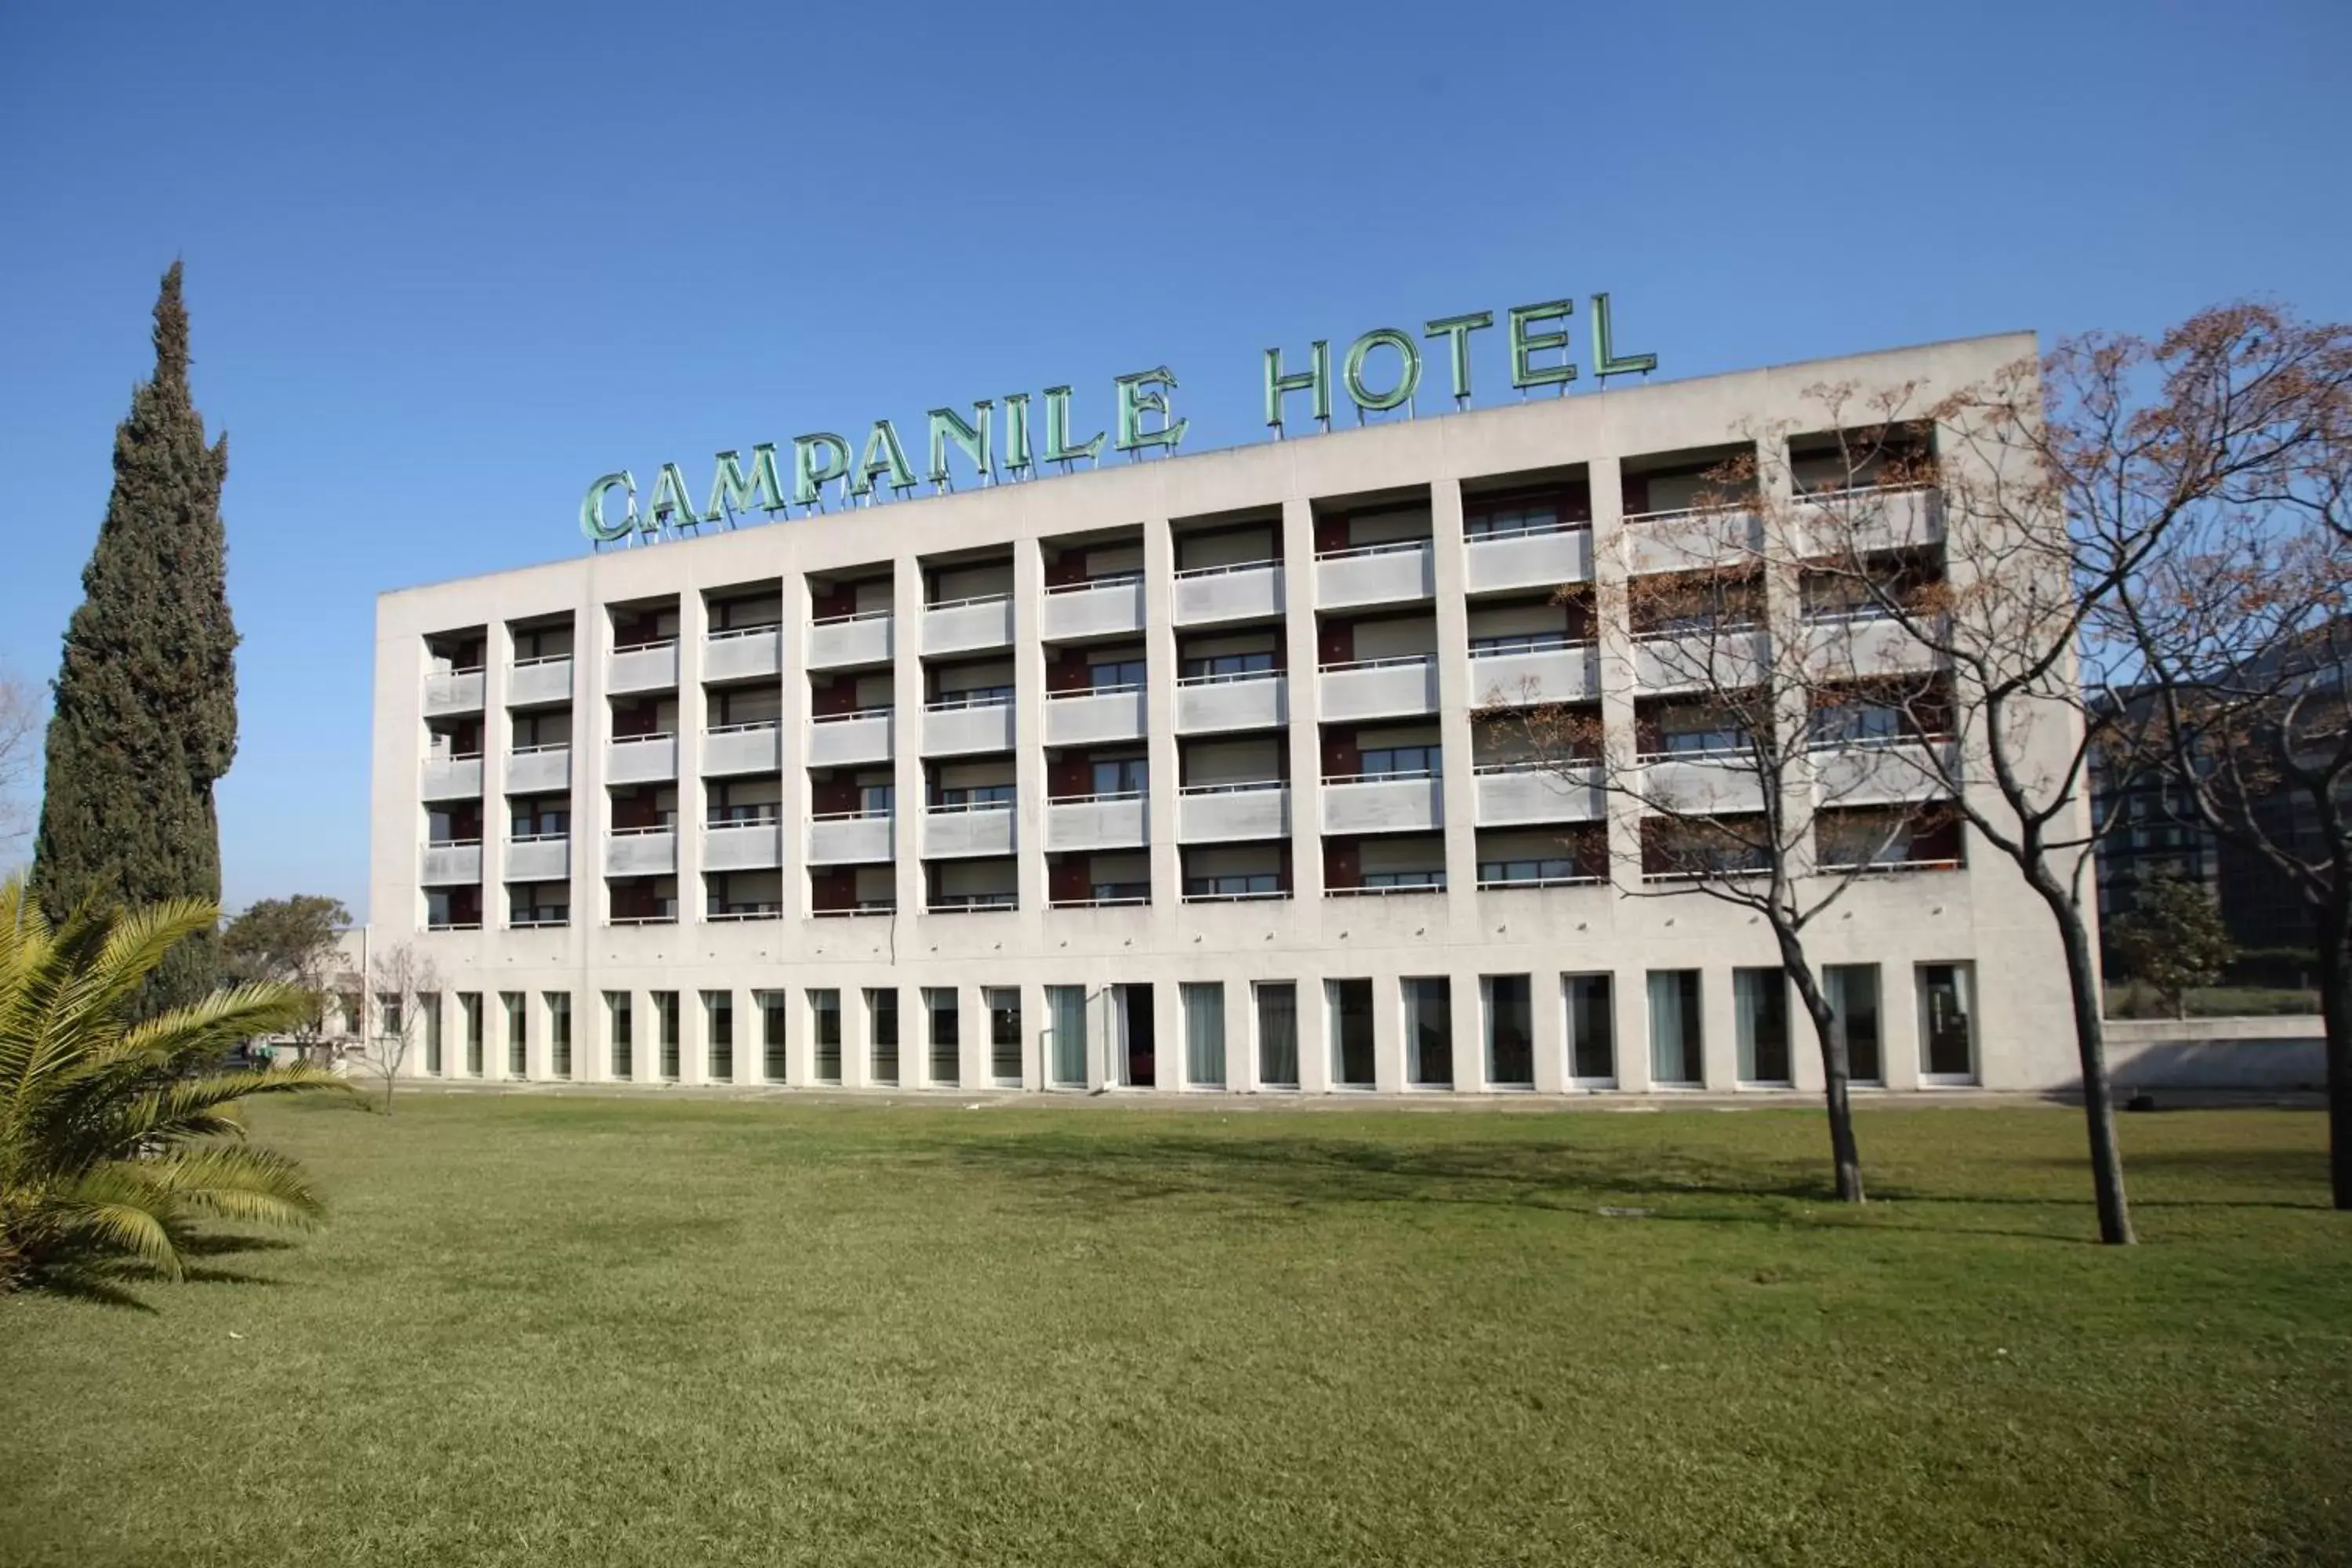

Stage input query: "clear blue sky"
[{"left": 2, "top": 0, "right": 2347, "bottom": 918}]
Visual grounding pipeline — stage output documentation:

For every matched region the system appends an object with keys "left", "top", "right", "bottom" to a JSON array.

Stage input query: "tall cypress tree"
[{"left": 32, "top": 262, "right": 239, "bottom": 1012}]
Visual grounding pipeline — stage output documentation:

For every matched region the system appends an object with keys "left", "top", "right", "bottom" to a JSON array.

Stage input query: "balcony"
[
  {"left": 1624, "top": 506, "right": 1762, "bottom": 575},
  {"left": 806, "top": 811, "right": 893, "bottom": 865},
  {"left": 924, "top": 694, "right": 1015, "bottom": 756},
  {"left": 605, "top": 733, "right": 678, "bottom": 786},
  {"left": 1321, "top": 771, "right": 1443, "bottom": 833},
  {"left": 608, "top": 640, "right": 679, "bottom": 695},
  {"left": 1799, "top": 611, "right": 1948, "bottom": 680},
  {"left": 1040, "top": 575, "right": 1145, "bottom": 641},
  {"left": 1173, "top": 561, "right": 1283, "bottom": 625},
  {"left": 921, "top": 594, "right": 1014, "bottom": 656},
  {"left": 1318, "top": 655, "right": 1438, "bottom": 721},
  {"left": 1176, "top": 782, "right": 1290, "bottom": 843},
  {"left": 1795, "top": 484, "right": 1944, "bottom": 555},
  {"left": 1467, "top": 641, "right": 1600, "bottom": 706},
  {"left": 422, "top": 754, "right": 483, "bottom": 800},
  {"left": 1315, "top": 539, "right": 1434, "bottom": 609},
  {"left": 706, "top": 819, "right": 786, "bottom": 871},
  {"left": 1635, "top": 752, "right": 1767, "bottom": 815},
  {"left": 508, "top": 654, "right": 573, "bottom": 707},
  {"left": 604, "top": 826, "right": 678, "bottom": 877},
  {"left": 1046, "top": 792, "right": 1149, "bottom": 851},
  {"left": 419, "top": 840, "right": 481, "bottom": 886},
  {"left": 506, "top": 744, "right": 571, "bottom": 794},
  {"left": 1175, "top": 672, "right": 1286, "bottom": 735},
  {"left": 1042, "top": 684, "right": 1146, "bottom": 747},
  {"left": 1474, "top": 762, "right": 1603, "bottom": 826},
  {"left": 808, "top": 609, "right": 894, "bottom": 670},
  {"left": 808, "top": 708, "right": 894, "bottom": 767},
  {"left": 705, "top": 720, "right": 782, "bottom": 776},
  {"left": 921, "top": 800, "right": 1016, "bottom": 858},
  {"left": 1632, "top": 629, "right": 1769, "bottom": 694},
  {"left": 1464, "top": 524, "right": 1593, "bottom": 594},
  {"left": 423, "top": 668, "right": 484, "bottom": 717},
  {"left": 1810, "top": 737, "right": 1956, "bottom": 808},
  {"left": 505, "top": 833, "right": 570, "bottom": 882},
  {"left": 704, "top": 624, "right": 782, "bottom": 682}
]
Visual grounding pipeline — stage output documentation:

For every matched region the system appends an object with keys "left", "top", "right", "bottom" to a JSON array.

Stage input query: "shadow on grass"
[{"left": 23, "top": 1232, "right": 304, "bottom": 1309}]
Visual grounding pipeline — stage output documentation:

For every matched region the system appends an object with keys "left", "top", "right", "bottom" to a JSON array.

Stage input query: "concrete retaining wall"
[{"left": 2103, "top": 1016, "right": 2327, "bottom": 1091}]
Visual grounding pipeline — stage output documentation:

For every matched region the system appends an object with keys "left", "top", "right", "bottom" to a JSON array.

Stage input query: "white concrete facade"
[{"left": 377, "top": 332, "right": 2083, "bottom": 1097}]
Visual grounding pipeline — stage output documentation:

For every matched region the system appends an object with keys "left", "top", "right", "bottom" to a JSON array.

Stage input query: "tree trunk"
[
  {"left": 1773, "top": 925, "right": 1864, "bottom": 1202},
  {"left": 2037, "top": 877, "right": 2136, "bottom": 1244},
  {"left": 2317, "top": 898, "right": 2351, "bottom": 1211}
]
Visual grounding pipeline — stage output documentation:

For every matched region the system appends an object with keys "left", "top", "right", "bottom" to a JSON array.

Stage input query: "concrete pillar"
[
  {"left": 1011, "top": 539, "right": 1047, "bottom": 917},
  {"left": 1428, "top": 476, "right": 1481, "bottom": 943},
  {"left": 891, "top": 557, "right": 927, "bottom": 922},
  {"left": 1142, "top": 517, "right": 1181, "bottom": 934}
]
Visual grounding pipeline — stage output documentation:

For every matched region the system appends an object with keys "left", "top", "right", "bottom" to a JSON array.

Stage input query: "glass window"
[
  {"left": 759, "top": 990, "right": 788, "bottom": 1083},
  {"left": 1468, "top": 630, "right": 1571, "bottom": 656},
  {"left": 1566, "top": 975, "right": 1616, "bottom": 1083},
  {"left": 1465, "top": 502, "right": 1559, "bottom": 538},
  {"left": 703, "top": 990, "right": 735, "bottom": 1083},
  {"left": 1646, "top": 970, "right": 1700, "bottom": 1085},
  {"left": 925, "top": 988, "right": 960, "bottom": 1087},
  {"left": 1181, "top": 982, "right": 1225, "bottom": 1088},
  {"left": 987, "top": 988, "right": 1022, "bottom": 1085},
  {"left": 1810, "top": 700, "right": 1905, "bottom": 748},
  {"left": 859, "top": 782, "right": 896, "bottom": 815},
  {"left": 1483, "top": 975, "right": 1533, "bottom": 1087},
  {"left": 1089, "top": 880, "right": 1151, "bottom": 902},
  {"left": 1360, "top": 869, "right": 1445, "bottom": 890},
  {"left": 810, "top": 989, "right": 842, "bottom": 1084},
  {"left": 1328, "top": 979, "right": 1375, "bottom": 1087},
  {"left": 1047, "top": 985, "right": 1087, "bottom": 1087},
  {"left": 1088, "top": 659, "right": 1147, "bottom": 690},
  {"left": 544, "top": 991, "right": 572, "bottom": 1080},
  {"left": 654, "top": 992, "right": 680, "bottom": 1081},
  {"left": 937, "top": 782, "right": 1016, "bottom": 808},
  {"left": 1824, "top": 965, "right": 1882, "bottom": 1085},
  {"left": 1359, "top": 745, "right": 1440, "bottom": 778},
  {"left": 420, "top": 994, "right": 442, "bottom": 1076},
  {"left": 1403, "top": 978, "right": 1453, "bottom": 1087},
  {"left": 1658, "top": 710, "right": 1748, "bottom": 756},
  {"left": 1735, "top": 968, "right": 1791, "bottom": 1084},
  {"left": 1254, "top": 983, "right": 1300, "bottom": 1089},
  {"left": 1182, "top": 650, "right": 1275, "bottom": 680},
  {"left": 867, "top": 988, "right": 898, "bottom": 1086},
  {"left": 1917, "top": 963, "right": 1976, "bottom": 1080},
  {"left": 1091, "top": 757, "right": 1149, "bottom": 797},
  {"left": 1184, "top": 872, "right": 1279, "bottom": 898},
  {"left": 503, "top": 992, "right": 527, "bottom": 1077},
  {"left": 1479, "top": 857, "right": 1580, "bottom": 885},
  {"left": 604, "top": 991, "right": 633, "bottom": 1079},
  {"left": 376, "top": 993, "right": 403, "bottom": 1037},
  {"left": 459, "top": 992, "right": 483, "bottom": 1077}
]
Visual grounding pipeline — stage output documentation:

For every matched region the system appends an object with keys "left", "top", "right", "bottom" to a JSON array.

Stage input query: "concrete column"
[
  {"left": 1224, "top": 978, "right": 1253, "bottom": 1093},
  {"left": 1588, "top": 456, "right": 1641, "bottom": 892},
  {"left": 677, "top": 590, "right": 708, "bottom": 925},
  {"left": 681, "top": 983, "right": 707, "bottom": 1087},
  {"left": 1529, "top": 969, "right": 1568, "bottom": 1094},
  {"left": 1372, "top": 970, "right": 1404, "bottom": 1093},
  {"left": 1450, "top": 968, "right": 1486, "bottom": 1094},
  {"left": 1613, "top": 968, "right": 1654, "bottom": 1093},
  {"left": 1142, "top": 517, "right": 1181, "bottom": 930},
  {"left": 1011, "top": 539, "right": 1048, "bottom": 917},
  {"left": 777, "top": 579, "right": 809, "bottom": 922},
  {"left": 958, "top": 982, "right": 989, "bottom": 1091},
  {"left": 891, "top": 557, "right": 927, "bottom": 922},
  {"left": 841, "top": 982, "right": 873, "bottom": 1090},
  {"left": 1279, "top": 498, "right": 1324, "bottom": 902},
  {"left": 1700, "top": 963, "right": 1739, "bottom": 1090},
  {"left": 482, "top": 622, "right": 511, "bottom": 935},
  {"left": 1882, "top": 960, "right": 1925, "bottom": 1090},
  {"left": 579, "top": 598, "right": 611, "bottom": 942},
  {"left": 1152, "top": 978, "right": 1182, "bottom": 1091},
  {"left": 1297, "top": 975, "right": 1333, "bottom": 1094},
  {"left": 1427, "top": 477, "right": 1481, "bottom": 941}
]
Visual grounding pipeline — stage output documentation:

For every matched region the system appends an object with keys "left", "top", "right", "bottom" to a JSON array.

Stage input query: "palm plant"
[{"left": 0, "top": 880, "right": 352, "bottom": 1297}]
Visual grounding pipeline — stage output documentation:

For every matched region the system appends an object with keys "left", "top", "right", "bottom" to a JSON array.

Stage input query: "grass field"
[{"left": 3, "top": 1094, "right": 2348, "bottom": 1567}]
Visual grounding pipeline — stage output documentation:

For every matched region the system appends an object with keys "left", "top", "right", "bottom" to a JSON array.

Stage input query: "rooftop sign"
[{"left": 579, "top": 292, "right": 1655, "bottom": 546}]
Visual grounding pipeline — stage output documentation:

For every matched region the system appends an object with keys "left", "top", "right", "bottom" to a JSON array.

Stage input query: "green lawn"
[{"left": 3, "top": 1096, "right": 2348, "bottom": 1567}]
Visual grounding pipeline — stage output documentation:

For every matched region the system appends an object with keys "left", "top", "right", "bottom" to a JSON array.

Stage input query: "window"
[
  {"left": 810, "top": 989, "right": 842, "bottom": 1084},
  {"left": 1183, "top": 650, "right": 1274, "bottom": 680},
  {"left": 1823, "top": 965, "right": 1882, "bottom": 1085},
  {"left": 503, "top": 992, "right": 527, "bottom": 1077},
  {"left": 703, "top": 991, "right": 735, "bottom": 1083},
  {"left": 759, "top": 990, "right": 788, "bottom": 1083},
  {"left": 1479, "top": 857, "right": 1581, "bottom": 886},
  {"left": 1360, "top": 869, "right": 1445, "bottom": 890},
  {"left": 1047, "top": 985, "right": 1087, "bottom": 1087},
  {"left": 709, "top": 799, "right": 781, "bottom": 825},
  {"left": 925, "top": 988, "right": 960, "bottom": 1087},
  {"left": 937, "top": 782, "right": 1016, "bottom": 808},
  {"left": 1657, "top": 708, "right": 1748, "bottom": 757},
  {"left": 510, "top": 800, "right": 569, "bottom": 837},
  {"left": 1566, "top": 975, "right": 1616, "bottom": 1083},
  {"left": 1088, "top": 659, "right": 1147, "bottom": 690},
  {"left": 1917, "top": 963, "right": 1976, "bottom": 1081},
  {"left": 1465, "top": 501, "right": 1560, "bottom": 539},
  {"left": 1647, "top": 971, "right": 1701, "bottom": 1086},
  {"left": 1090, "top": 880, "right": 1151, "bottom": 902},
  {"left": 1181, "top": 982, "right": 1225, "bottom": 1088},
  {"left": 1090, "top": 757, "right": 1149, "bottom": 797},
  {"left": 1469, "top": 630, "right": 1572, "bottom": 657},
  {"left": 459, "top": 993, "right": 483, "bottom": 1076},
  {"left": 1734, "top": 968, "right": 1791, "bottom": 1084},
  {"left": 654, "top": 992, "right": 680, "bottom": 1081},
  {"left": 544, "top": 991, "right": 572, "bottom": 1080},
  {"left": 938, "top": 683, "right": 1015, "bottom": 706},
  {"left": 605, "top": 991, "right": 633, "bottom": 1079},
  {"left": 420, "top": 994, "right": 442, "bottom": 1075},
  {"left": 1403, "top": 978, "right": 1453, "bottom": 1088},
  {"left": 1483, "top": 976, "right": 1533, "bottom": 1087},
  {"left": 867, "top": 988, "right": 899, "bottom": 1086},
  {"left": 1809, "top": 699, "right": 1906, "bottom": 749},
  {"left": 859, "top": 782, "right": 896, "bottom": 815},
  {"left": 987, "top": 988, "right": 1022, "bottom": 1085},
  {"left": 1358, "top": 744, "right": 1440, "bottom": 779},
  {"left": 1254, "top": 983, "right": 1300, "bottom": 1089},
  {"left": 1328, "top": 978, "right": 1375, "bottom": 1087},
  {"left": 376, "top": 993, "right": 403, "bottom": 1038},
  {"left": 1184, "top": 872, "right": 1279, "bottom": 898}
]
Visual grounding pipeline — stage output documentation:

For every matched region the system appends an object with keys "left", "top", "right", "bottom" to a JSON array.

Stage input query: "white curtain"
[
  {"left": 1256, "top": 984, "right": 1298, "bottom": 1087},
  {"left": 1048, "top": 985, "right": 1087, "bottom": 1087},
  {"left": 1182, "top": 982, "right": 1225, "bottom": 1087},
  {"left": 1648, "top": 971, "right": 1695, "bottom": 1084}
]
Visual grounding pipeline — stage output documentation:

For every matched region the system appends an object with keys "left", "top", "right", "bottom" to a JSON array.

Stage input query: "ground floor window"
[
  {"left": 1823, "top": 965, "right": 1882, "bottom": 1085},
  {"left": 1483, "top": 975, "right": 1533, "bottom": 1087},
  {"left": 1254, "top": 982, "right": 1299, "bottom": 1089},
  {"left": 1918, "top": 963, "right": 1976, "bottom": 1081},
  {"left": 759, "top": 990, "right": 788, "bottom": 1083},
  {"left": 926, "top": 987, "right": 960, "bottom": 1087},
  {"left": 1566, "top": 975, "right": 1615, "bottom": 1083},
  {"left": 503, "top": 992, "right": 526, "bottom": 1076},
  {"left": 605, "top": 991, "right": 633, "bottom": 1080},
  {"left": 654, "top": 991, "right": 680, "bottom": 1081},
  {"left": 1181, "top": 982, "right": 1225, "bottom": 1088},
  {"left": 545, "top": 992, "right": 572, "bottom": 1080},
  {"left": 1647, "top": 970, "right": 1700, "bottom": 1086},
  {"left": 421, "top": 993, "right": 442, "bottom": 1076},
  {"left": 987, "top": 988, "right": 1022, "bottom": 1085},
  {"left": 703, "top": 991, "right": 734, "bottom": 1083},
  {"left": 1047, "top": 985, "right": 1085, "bottom": 1087},
  {"left": 1328, "top": 978, "right": 1374, "bottom": 1087},
  {"left": 1734, "top": 968, "right": 1791, "bottom": 1085},
  {"left": 1403, "top": 978, "right": 1453, "bottom": 1087},
  {"left": 810, "top": 989, "right": 842, "bottom": 1083},
  {"left": 459, "top": 992, "right": 483, "bottom": 1077},
  {"left": 867, "top": 988, "right": 898, "bottom": 1085}
]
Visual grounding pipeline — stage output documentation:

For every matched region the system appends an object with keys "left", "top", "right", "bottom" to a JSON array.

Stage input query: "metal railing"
[
  {"left": 1318, "top": 653, "right": 1432, "bottom": 673},
  {"left": 926, "top": 894, "right": 1018, "bottom": 912},
  {"left": 1323, "top": 768, "right": 1439, "bottom": 785},
  {"left": 926, "top": 691, "right": 1014, "bottom": 711},
  {"left": 924, "top": 591, "right": 1014, "bottom": 612},
  {"left": 1049, "top": 681, "right": 1144, "bottom": 699},
  {"left": 707, "top": 811, "right": 783, "bottom": 827},
  {"left": 1179, "top": 887, "right": 1288, "bottom": 903},
  {"left": 1047, "top": 789, "right": 1145, "bottom": 805},
  {"left": 425, "top": 837, "right": 482, "bottom": 849},
  {"left": 510, "top": 741, "right": 569, "bottom": 756},
  {"left": 608, "top": 823, "right": 677, "bottom": 838},
  {"left": 1327, "top": 880, "right": 1446, "bottom": 896},
  {"left": 612, "top": 637, "right": 677, "bottom": 654},
  {"left": 1177, "top": 780, "right": 1285, "bottom": 796},
  {"left": 808, "top": 807, "right": 889, "bottom": 822},
  {"left": 811, "top": 705, "right": 893, "bottom": 724},
  {"left": 706, "top": 906, "right": 786, "bottom": 921},
  {"left": 1176, "top": 666, "right": 1279, "bottom": 687},
  {"left": 705, "top": 622, "right": 782, "bottom": 641},
  {"left": 1476, "top": 873, "right": 1604, "bottom": 890},
  {"left": 1621, "top": 503, "right": 1758, "bottom": 525},
  {"left": 1468, "top": 634, "right": 1591, "bottom": 659},
  {"left": 1173, "top": 557, "right": 1279, "bottom": 579},
  {"left": 510, "top": 652, "right": 572, "bottom": 668},
  {"left": 811, "top": 605, "right": 894, "bottom": 626},
  {"left": 508, "top": 915, "right": 570, "bottom": 929},
  {"left": 1047, "top": 895, "right": 1151, "bottom": 909},
  {"left": 509, "top": 830, "right": 569, "bottom": 843},
  {"left": 608, "top": 913, "right": 679, "bottom": 926},
  {"left": 1044, "top": 571, "right": 1144, "bottom": 594},
  {"left": 1315, "top": 538, "right": 1431, "bottom": 561},
  {"left": 927, "top": 797, "right": 1014, "bottom": 814},
  {"left": 706, "top": 718, "right": 780, "bottom": 735},
  {"left": 1464, "top": 517, "right": 1585, "bottom": 541}
]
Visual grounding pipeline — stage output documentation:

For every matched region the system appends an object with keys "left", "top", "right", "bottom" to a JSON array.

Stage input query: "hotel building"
[{"left": 371, "top": 332, "right": 2082, "bottom": 1096}]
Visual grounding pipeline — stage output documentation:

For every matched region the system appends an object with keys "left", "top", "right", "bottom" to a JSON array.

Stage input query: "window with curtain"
[
  {"left": 459, "top": 993, "right": 483, "bottom": 1077},
  {"left": 987, "top": 989, "right": 1022, "bottom": 1085},
  {"left": 926, "top": 988, "right": 960, "bottom": 1086},
  {"left": 1918, "top": 963, "right": 1976, "bottom": 1080},
  {"left": 1647, "top": 971, "right": 1700, "bottom": 1085},
  {"left": 605, "top": 991, "right": 633, "bottom": 1080},
  {"left": 1254, "top": 983, "right": 1299, "bottom": 1089},
  {"left": 1047, "top": 985, "right": 1087, "bottom": 1087},
  {"left": 503, "top": 993, "right": 527, "bottom": 1076},
  {"left": 1734, "top": 967, "right": 1791, "bottom": 1084},
  {"left": 1566, "top": 975, "right": 1616, "bottom": 1083},
  {"left": 544, "top": 992, "right": 572, "bottom": 1080},
  {"left": 421, "top": 994, "right": 442, "bottom": 1076},
  {"left": 655, "top": 992, "right": 680, "bottom": 1081},
  {"left": 703, "top": 991, "right": 734, "bottom": 1083},
  {"left": 1181, "top": 982, "right": 1225, "bottom": 1088},
  {"left": 1823, "top": 965, "right": 1882, "bottom": 1084},
  {"left": 759, "top": 990, "right": 788, "bottom": 1082},
  {"left": 809, "top": 990, "right": 842, "bottom": 1083},
  {"left": 867, "top": 989, "right": 899, "bottom": 1086},
  {"left": 1403, "top": 978, "right": 1453, "bottom": 1087},
  {"left": 1483, "top": 975, "right": 1533, "bottom": 1087},
  {"left": 1327, "top": 979, "right": 1375, "bottom": 1087}
]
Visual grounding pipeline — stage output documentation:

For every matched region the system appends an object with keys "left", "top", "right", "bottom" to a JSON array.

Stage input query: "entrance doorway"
[{"left": 1112, "top": 983, "right": 1156, "bottom": 1087}]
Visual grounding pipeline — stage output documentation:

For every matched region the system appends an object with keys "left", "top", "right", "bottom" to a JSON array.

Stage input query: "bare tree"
[
  {"left": 365, "top": 942, "right": 440, "bottom": 1114},
  {"left": 0, "top": 672, "right": 42, "bottom": 852}
]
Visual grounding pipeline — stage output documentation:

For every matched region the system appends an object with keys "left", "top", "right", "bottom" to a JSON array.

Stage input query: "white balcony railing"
[
  {"left": 1472, "top": 761, "right": 1603, "bottom": 826},
  {"left": 704, "top": 720, "right": 782, "bottom": 776},
  {"left": 1467, "top": 641, "right": 1600, "bottom": 706},
  {"left": 1040, "top": 575, "right": 1145, "bottom": 641},
  {"left": 1624, "top": 506, "right": 1762, "bottom": 575},
  {"left": 704, "top": 623, "right": 782, "bottom": 682},
  {"left": 924, "top": 694, "right": 1016, "bottom": 755},
  {"left": 420, "top": 840, "right": 481, "bottom": 886},
  {"left": 807, "top": 608, "right": 894, "bottom": 670},
  {"left": 1043, "top": 684, "right": 1146, "bottom": 747},
  {"left": 1315, "top": 539, "right": 1434, "bottom": 608},
  {"left": 1320, "top": 771, "right": 1443, "bottom": 833},
  {"left": 921, "top": 800, "right": 1016, "bottom": 858},
  {"left": 423, "top": 667, "right": 485, "bottom": 717},
  {"left": 507, "top": 654, "right": 573, "bottom": 707},
  {"left": 1318, "top": 655, "right": 1438, "bottom": 721},
  {"left": 806, "top": 707, "right": 895, "bottom": 767},
  {"left": 920, "top": 593, "right": 1014, "bottom": 655},
  {"left": 1464, "top": 525, "right": 1593, "bottom": 593},
  {"left": 605, "top": 732, "right": 678, "bottom": 786},
  {"left": 1175, "top": 671, "right": 1286, "bottom": 734},
  {"left": 604, "top": 825, "right": 678, "bottom": 877},
  {"left": 504, "top": 833, "right": 571, "bottom": 883},
  {"left": 1172, "top": 559, "right": 1284, "bottom": 624},
  {"left": 505, "top": 743, "right": 571, "bottom": 794},
  {"left": 805, "top": 811, "right": 894, "bottom": 865},
  {"left": 704, "top": 819, "right": 785, "bottom": 871},
  {"left": 1175, "top": 782, "right": 1290, "bottom": 843},
  {"left": 1045, "top": 791, "right": 1149, "bottom": 851},
  {"left": 422, "top": 753, "right": 484, "bottom": 800},
  {"left": 608, "top": 639, "right": 679, "bottom": 695}
]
